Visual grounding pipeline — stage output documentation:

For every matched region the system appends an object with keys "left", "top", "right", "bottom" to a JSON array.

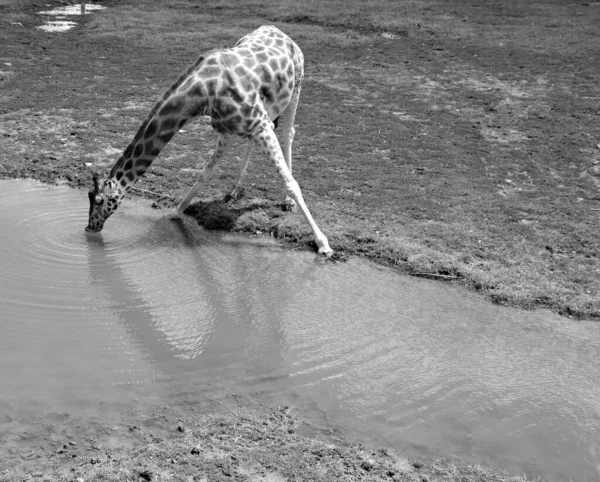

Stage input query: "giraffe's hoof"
[
  {"left": 225, "top": 187, "right": 244, "bottom": 203},
  {"left": 166, "top": 209, "right": 182, "bottom": 220},
  {"left": 317, "top": 240, "right": 333, "bottom": 257},
  {"left": 318, "top": 247, "right": 334, "bottom": 257},
  {"left": 282, "top": 198, "right": 296, "bottom": 212}
]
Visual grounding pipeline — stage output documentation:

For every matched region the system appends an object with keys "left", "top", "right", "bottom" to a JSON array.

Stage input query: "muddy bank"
[
  {"left": 1, "top": 0, "right": 599, "bottom": 318},
  {"left": 0, "top": 0, "right": 597, "bottom": 479},
  {"left": 0, "top": 405, "right": 526, "bottom": 482}
]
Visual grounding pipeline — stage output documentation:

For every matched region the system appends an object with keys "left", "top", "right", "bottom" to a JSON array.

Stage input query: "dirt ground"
[
  {"left": 1, "top": 0, "right": 599, "bottom": 479},
  {"left": 0, "top": 403, "right": 528, "bottom": 482},
  {"left": 1, "top": 0, "right": 600, "bottom": 318}
]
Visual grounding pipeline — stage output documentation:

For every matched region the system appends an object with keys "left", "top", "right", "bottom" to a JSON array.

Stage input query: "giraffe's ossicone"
[{"left": 85, "top": 26, "right": 332, "bottom": 255}]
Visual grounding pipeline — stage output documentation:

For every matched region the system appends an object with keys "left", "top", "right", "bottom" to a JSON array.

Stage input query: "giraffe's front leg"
[
  {"left": 168, "top": 134, "right": 232, "bottom": 219},
  {"left": 166, "top": 210, "right": 181, "bottom": 220},
  {"left": 167, "top": 178, "right": 202, "bottom": 219},
  {"left": 280, "top": 86, "right": 301, "bottom": 212},
  {"left": 253, "top": 126, "right": 332, "bottom": 256}
]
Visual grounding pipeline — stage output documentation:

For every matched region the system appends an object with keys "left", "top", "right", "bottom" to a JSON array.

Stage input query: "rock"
[
  {"left": 139, "top": 469, "right": 153, "bottom": 481},
  {"left": 360, "top": 459, "right": 375, "bottom": 471}
]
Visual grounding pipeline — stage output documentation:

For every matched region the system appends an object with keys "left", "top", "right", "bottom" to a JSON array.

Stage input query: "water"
[
  {"left": 37, "top": 3, "right": 106, "bottom": 32},
  {"left": 1, "top": 180, "right": 599, "bottom": 481}
]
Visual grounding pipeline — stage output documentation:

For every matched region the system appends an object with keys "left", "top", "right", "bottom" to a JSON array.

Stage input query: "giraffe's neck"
[
  {"left": 108, "top": 55, "right": 210, "bottom": 191},
  {"left": 109, "top": 93, "right": 207, "bottom": 191}
]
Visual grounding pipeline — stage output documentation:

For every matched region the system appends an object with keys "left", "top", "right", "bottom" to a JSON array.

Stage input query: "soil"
[
  {"left": 0, "top": 403, "right": 523, "bottom": 482},
  {"left": 1, "top": 0, "right": 598, "bottom": 479},
  {"left": 2, "top": 0, "right": 600, "bottom": 319}
]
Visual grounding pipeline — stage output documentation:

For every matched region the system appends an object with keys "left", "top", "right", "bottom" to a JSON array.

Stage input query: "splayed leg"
[
  {"left": 252, "top": 125, "right": 332, "bottom": 255},
  {"left": 168, "top": 134, "right": 232, "bottom": 219},
  {"left": 280, "top": 86, "right": 301, "bottom": 211},
  {"left": 228, "top": 140, "right": 254, "bottom": 201}
]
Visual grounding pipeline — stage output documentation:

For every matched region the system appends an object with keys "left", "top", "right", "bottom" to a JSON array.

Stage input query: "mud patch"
[{"left": 37, "top": 3, "right": 106, "bottom": 32}]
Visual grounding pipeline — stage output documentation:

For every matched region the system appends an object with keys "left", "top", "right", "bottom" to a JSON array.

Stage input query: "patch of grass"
[{"left": 2, "top": 0, "right": 600, "bottom": 319}]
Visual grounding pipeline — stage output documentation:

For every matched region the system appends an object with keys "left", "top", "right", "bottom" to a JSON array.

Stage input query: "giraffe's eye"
[{"left": 95, "top": 195, "right": 104, "bottom": 205}]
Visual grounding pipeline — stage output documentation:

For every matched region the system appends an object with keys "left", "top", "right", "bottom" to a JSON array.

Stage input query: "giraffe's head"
[{"left": 85, "top": 173, "right": 124, "bottom": 233}]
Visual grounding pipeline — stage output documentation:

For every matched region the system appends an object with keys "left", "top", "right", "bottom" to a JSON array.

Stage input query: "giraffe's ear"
[
  {"left": 85, "top": 163, "right": 101, "bottom": 194},
  {"left": 92, "top": 173, "right": 100, "bottom": 195}
]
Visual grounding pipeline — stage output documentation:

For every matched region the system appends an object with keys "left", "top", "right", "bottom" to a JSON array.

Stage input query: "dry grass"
[
  {"left": 2, "top": 0, "right": 599, "bottom": 319},
  {"left": 1, "top": 1, "right": 597, "bottom": 479}
]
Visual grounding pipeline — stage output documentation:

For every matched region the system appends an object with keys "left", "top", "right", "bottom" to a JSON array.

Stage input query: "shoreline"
[
  {"left": 1, "top": 0, "right": 598, "bottom": 479},
  {"left": 0, "top": 0, "right": 599, "bottom": 319},
  {"left": 1, "top": 404, "right": 530, "bottom": 482}
]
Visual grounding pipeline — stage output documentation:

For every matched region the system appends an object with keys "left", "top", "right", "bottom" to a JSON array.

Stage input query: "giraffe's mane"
[
  {"left": 109, "top": 52, "right": 211, "bottom": 179},
  {"left": 133, "top": 53, "right": 210, "bottom": 141}
]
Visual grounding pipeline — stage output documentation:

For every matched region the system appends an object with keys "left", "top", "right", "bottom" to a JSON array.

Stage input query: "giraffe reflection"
[{"left": 85, "top": 213, "right": 315, "bottom": 388}]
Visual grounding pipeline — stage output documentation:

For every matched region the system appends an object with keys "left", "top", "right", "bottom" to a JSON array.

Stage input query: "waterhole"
[
  {"left": 0, "top": 180, "right": 599, "bottom": 481},
  {"left": 37, "top": 3, "right": 106, "bottom": 33}
]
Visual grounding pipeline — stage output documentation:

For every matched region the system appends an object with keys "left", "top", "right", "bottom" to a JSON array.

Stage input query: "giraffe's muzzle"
[
  {"left": 85, "top": 225, "right": 102, "bottom": 233},
  {"left": 86, "top": 188, "right": 105, "bottom": 233}
]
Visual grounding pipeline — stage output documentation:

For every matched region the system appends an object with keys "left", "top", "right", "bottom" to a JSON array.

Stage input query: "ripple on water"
[
  {"left": 0, "top": 182, "right": 167, "bottom": 310},
  {"left": 1, "top": 185, "right": 86, "bottom": 309},
  {"left": 0, "top": 181, "right": 170, "bottom": 408},
  {"left": 1, "top": 180, "right": 600, "bottom": 481}
]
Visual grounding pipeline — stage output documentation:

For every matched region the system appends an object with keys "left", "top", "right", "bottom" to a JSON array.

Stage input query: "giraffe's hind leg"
[
  {"left": 252, "top": 124, "right": 332, "bottom": 255},
  {"left": 280, "top": 85, "right": 301, "bottom": 211},
  {"left": 168, "top": 134, "right": 232, "bottom": 219},
  {"left": 227, "top": 140, "right": 254, "bottom": 201}
]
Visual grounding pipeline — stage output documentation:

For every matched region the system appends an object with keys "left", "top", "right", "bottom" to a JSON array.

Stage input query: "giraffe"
[{"left": 86, "top": 26, "right": 333, "bottom": 255}]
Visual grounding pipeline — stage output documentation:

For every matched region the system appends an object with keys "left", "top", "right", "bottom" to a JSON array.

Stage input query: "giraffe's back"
[{"left": 174, "top": 26, "right": 304, "bottom": 136}]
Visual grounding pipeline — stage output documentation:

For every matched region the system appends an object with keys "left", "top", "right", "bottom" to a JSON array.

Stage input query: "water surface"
[
  {"left": 37, "top": 3, "right": 106, "bottom": 32},
  {"left": 1, "top": 180, "right": 599, "bottom": 481}
]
